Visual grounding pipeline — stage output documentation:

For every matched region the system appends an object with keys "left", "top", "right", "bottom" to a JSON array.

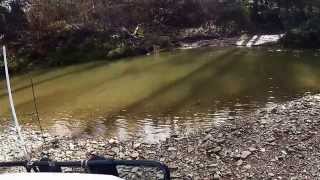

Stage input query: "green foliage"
[{"left": 1, "top": 0, "right": 320, "bottom": 71}]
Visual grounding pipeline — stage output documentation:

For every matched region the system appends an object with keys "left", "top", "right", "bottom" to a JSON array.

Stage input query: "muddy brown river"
[{"left": 0, "top": 47, "right": 320, "bottom": 142}]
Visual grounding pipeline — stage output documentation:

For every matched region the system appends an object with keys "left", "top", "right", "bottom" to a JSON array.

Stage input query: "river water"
[{"left": 0, "top": 47, "right": 320, "bottom": 142}]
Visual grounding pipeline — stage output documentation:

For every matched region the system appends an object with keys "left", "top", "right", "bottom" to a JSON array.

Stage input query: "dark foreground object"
[{"left": 0, "top": 159, "right": 171, "bottom": 180}]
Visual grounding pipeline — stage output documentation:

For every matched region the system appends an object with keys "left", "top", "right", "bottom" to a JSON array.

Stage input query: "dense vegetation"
[{"left": 0, "top": 0, "right": 320, "bottom": 71}]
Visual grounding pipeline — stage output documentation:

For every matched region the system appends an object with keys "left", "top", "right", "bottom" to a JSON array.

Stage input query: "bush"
[{"left": 281, "top": 18, "right": 320, "bottom": 49}]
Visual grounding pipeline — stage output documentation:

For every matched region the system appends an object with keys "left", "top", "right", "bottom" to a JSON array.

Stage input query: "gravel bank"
[{"left": 1, "top": 95, "right": 320, "bottom": 179}]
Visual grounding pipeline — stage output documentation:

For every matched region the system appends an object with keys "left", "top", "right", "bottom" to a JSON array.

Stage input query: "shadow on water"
[
  {"left": 94, "top": 48, "right": 320, "bottom": 141},
  {"left": 89, "top": 51, "right": 202, "bottom": 88},
  {"left": 106, "top": 48, "right": 240, "bottom": 118},
  {"left": 162, "top": 50, "right": 249, "bottom": 114},
  {"left": 12, "top": 53, "right": 189, "bottom": 114},
  {"left": 0, "top": 62, "right": 109, "bottom": 98},
  {"left": 2, "top": 47, "right": 320, "bottom": 142}
]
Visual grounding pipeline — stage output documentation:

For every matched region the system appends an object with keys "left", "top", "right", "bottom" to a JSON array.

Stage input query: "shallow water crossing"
[{"left": 0, "top": 47, "right": 320, "bottom": 143}]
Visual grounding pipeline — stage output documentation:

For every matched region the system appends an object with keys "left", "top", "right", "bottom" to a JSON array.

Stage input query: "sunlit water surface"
[{"left": 0, "top": 47, "right": 320, "bottom": 142}]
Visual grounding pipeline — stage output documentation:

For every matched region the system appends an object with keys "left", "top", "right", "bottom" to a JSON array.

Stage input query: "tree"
[
  {"left": 0, "top": 0, "right": 28, "bottom": 40},
  {"left": 0, "top": 0, "right": 9, "bottom": 35}
]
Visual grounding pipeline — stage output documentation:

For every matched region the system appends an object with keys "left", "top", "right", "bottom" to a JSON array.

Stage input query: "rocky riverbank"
[
  {"left": 178, "top": 37, "right": 239, "bottom": 49},
  {"left": 1, "top": 94, "right": 320, "bottom": 179}
]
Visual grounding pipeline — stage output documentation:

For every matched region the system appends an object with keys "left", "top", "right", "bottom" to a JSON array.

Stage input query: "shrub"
[{"left": 281, "top": 17, "right": 320, "bottom": 48}]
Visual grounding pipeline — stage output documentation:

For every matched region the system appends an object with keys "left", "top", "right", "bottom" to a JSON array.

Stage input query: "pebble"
[
  {"left": 130, "top": 152, "right": 139, "bottom": 158},
  {"left": 215, "top": 138, "right": 226, "bottom": 144},
  {"left": 109, "top": 138, "right": 119, "bottom": 144},
  {"left": 208, "top": 164, "right": 218, "bottom": 168},
  {"left": 118, "top": 152, "right": 125, "bottom": 159},
  {"left": 249, "top": 147, "right": 257, "bottom": 152},
  {"left": 268, "top": 173, "right": 275, "bottom": 177},
  {"left": 240, "top": 151, "right": 252, "bottom": 159},
  {"left": 1, "top": 94, "right": 320, "bottom": 179},
  {"left": 203, "top": 134, "right": 213, "bottom": 142},
  {"left": 244, "top": 164, "right": 251, "bottom": 170},
  {"left": 213, "top": 173, "right": 221, "bottom": 180},
  {"left": 217, "top": 133, "right": 224, "bottom": 138},
  {"left": 168, "top": 147, "right": 177, "bottom": 151},
  {"left": 212, "top": 146, "right": 222, "bottom": 153},
  {"left": 236, "top": 160, "right": 243, "bottom": 166},
  {"left": 267, "top": 137, "right": 276, "bottom": 142},
  {"left": 133, "top": 143, "right": 141, "bottom": 149},
  {"left": 111, "top": 147, "right": 120, "bottom": 154},
  {"left": 260, "top": 148, "right": 266, "bottom": 152},
  {"left": 187, "top": 146, "right": 194, "bottom": 153}
]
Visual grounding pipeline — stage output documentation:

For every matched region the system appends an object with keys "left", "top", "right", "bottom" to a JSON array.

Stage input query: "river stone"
[
  {"left": 228, "top": 117, "right": 235, "bottom": 120},
  {"left": 133, "top": 143, "right": 141, "bottom": 149},
  {"left": 212, "top": 146, "right": 222, "bottom": 153},
  {"left": 131, "top": 152, "right": 139, "bottom": 158},
  {"left": 236, "top": 160, "right": 243, "bottom": 166},
  {"left": 171, "top": 172, "right": 182, "bottom": 179},
  {"left": 168, "top": 147, "right": 177, "bottom": 151},
  {"left": 156, "top": 172, "right": 164, "bottom": 179},
  {"left": 169, "top": 153, "right": 177, "bottom": 160},
  {"left": 4, "top": 93, "right": 320, "bottom": 177},
  {"left": 215, "top": 138, "right": 225, "bottom": 144},
  {"left": 240, "top": 151, "right": 252, "bottom": 159},
  {"left": 171, "top": 134, "right": 179, "bottom": 138},
  {"left": 111, "top": 147, "right": 120, "bottom": 154},
  {"left": 213, "top": 173, "right": 221, "bottom": 180},
  {"left": 187, "top": 146, "right": 194, "bottom": 153},
  {"left": 66, "top": 151, "right": 73, "bottom": 156},
  {"left": 119, "top": 152, "right": 125, "bottom": 159},
  {"left": 203, "top": 134, "right": 213, "bottom": 142},
  {"left": 249, "top": 147, "right": 257, "bottom": 152},
  {"left": 217, "top": 133, "right": 224, "bottom": 138},
  {"left": 260, "top": 148, "right": 266, "bottom": 152},
  {"left": 244, "top": 164, "right": 251, "bottom": 170},
  {"left": 271, "top": 108, "right": 277, "bottom": 114},
  {"left": 109, "top": 138, "right": 119, "bottom": 144},
  {"left": 268, "top": 173, "right": 275, "bottom": 177},
  {"left": 208, "top": 164, "right": 218, "bottom": 168},
  {"left": 69, "top": 143, "right": 75, "bottom": 150},
  {"left": 266, "top": 137, "right": 276, "bottom": 142}
]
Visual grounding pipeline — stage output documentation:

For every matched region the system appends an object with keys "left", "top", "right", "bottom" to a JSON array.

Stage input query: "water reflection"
[{"left": 0, "top": 47, "right": 320, "bottom": 142}]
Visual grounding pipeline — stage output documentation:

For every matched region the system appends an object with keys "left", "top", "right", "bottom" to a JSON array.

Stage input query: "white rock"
[
  {"left": 240, "top": 151, "right": 252, "bottom": 159},
  {"left": 168, "top": 147, "right": 177, "bottom": 151}
]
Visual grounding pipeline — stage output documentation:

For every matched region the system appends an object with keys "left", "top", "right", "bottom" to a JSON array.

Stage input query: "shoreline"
[
  {"left": 6, "top": 34, "right": 283, "bottom": 76},
  {"left": 1, "top": 94, "right": 320, "bottom": 179}
]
